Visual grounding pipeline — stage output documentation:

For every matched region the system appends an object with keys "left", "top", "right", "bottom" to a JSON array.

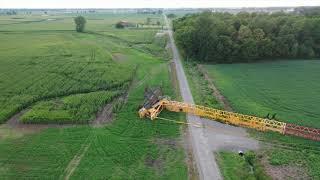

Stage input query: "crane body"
[{"left": 138, "top": 88, "right": 320, "bottom": 141}]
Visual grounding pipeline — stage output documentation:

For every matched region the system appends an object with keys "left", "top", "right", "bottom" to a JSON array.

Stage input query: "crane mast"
[{"left": 138, "top": 92, "right": 320, "bottom": 141}]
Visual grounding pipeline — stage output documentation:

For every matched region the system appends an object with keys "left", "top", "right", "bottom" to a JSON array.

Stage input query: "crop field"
[
  {"left": 21, "top": 90, "right": 120, "bottom": 124},
  {"left": 0, "top": 12, "right": 187, "bottom": 179},
  {"left": 0, "top": 13, "right": 166, "bottom": 123},
  {"left": 204, "top": 60, "right": 320, "bottom": 128},
  {"left": 203, "top": 60, "right": 320, "bottom": 178}
]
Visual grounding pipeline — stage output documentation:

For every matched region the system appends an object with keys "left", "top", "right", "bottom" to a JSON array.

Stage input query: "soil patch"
[
  {"left": 92, "top": 103, "right": 113, "bottom": 127},
  {"left": 260, "top": 154, "right": 310, "bottom": 180},
  {"left": 112, "top": 53, "right": 127, "bottom": 62},
  {"left": 4, "top": 109, "right": 74, "bottom": 134},
  {"left": 6, "top": 110, "right": 46, "bottom": 133}
]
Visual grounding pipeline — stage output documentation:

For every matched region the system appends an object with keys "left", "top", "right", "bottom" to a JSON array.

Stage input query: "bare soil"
[{"left": 6, "top": 110, "right": 47, "bottom": 133}]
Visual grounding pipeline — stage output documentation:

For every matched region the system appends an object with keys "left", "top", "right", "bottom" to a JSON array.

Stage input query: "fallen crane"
[{"left": 138, "top": 88, "right": 320, "bottom": 141}]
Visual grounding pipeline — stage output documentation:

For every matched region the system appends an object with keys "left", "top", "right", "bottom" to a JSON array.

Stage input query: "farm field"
[
  {"left": 204, "top": 60, "right": 320, "bottom": 128},
  {"left": 203, "top": 60, "right": 320, "bottom": 178},
  {"left": 0, "top": 13, "right": 187, "bottom": 179},
  {"left": 0, "top": 13, "right": 165, "bottom": 123}
]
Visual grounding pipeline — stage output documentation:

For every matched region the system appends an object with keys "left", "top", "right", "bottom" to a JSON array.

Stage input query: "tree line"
[{"left": 173, "top": 12, "right": 320, "bottom": 63}]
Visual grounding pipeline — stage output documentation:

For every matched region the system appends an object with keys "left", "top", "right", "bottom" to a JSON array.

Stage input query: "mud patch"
[
  {"left": 112, "top": 53, "right": 127, "bottom": 62},
  {"left": 5, "top": 110, "right": 51, "bottom": 134},
  {"left": 1, "top": 107, "right": 78, "bottom": 140}
]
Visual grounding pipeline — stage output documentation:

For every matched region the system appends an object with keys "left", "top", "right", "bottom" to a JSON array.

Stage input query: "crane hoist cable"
[{"left": 155, "top": 116, "right": 202, "bottom": 128}]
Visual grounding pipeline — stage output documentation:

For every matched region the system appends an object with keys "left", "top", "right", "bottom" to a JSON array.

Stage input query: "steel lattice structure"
[{"left": 139, "top": 98, "right": 320, "bottom": 141}]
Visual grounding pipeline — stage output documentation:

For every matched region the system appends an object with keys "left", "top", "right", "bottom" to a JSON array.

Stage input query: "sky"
[{"left": 1, "top": 0, "right": 320, "bottom": 9}]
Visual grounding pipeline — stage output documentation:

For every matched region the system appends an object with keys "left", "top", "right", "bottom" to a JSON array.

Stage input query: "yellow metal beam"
[{"left": 140, "top": 99, "right": 286, "bottom": 134}]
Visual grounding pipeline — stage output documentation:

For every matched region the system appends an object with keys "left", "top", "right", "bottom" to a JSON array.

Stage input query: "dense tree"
[
  {"left": 115, "top": 22, "right": 125, "bottom": 29},
  {"left": 74, "top": 16, "right": 86, "bottom": 32},
  {"left": 173, "top": 12, "right": 320, "bottom": 63}
]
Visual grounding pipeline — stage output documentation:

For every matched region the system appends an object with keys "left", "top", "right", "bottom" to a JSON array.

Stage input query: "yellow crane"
[{"left": 138, "top": 88, "right": 320, "bottom": 141}]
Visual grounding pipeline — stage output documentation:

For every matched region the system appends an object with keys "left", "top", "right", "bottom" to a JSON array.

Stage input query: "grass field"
[
  {"left": 204, "top": 60, "right": 320, "bottom": 128},
  {"left": 203, "top": 60, "right": 320, "bottom": 178},
  {"left": 0, "top": 13, "right": 187, "bottom": 179}
]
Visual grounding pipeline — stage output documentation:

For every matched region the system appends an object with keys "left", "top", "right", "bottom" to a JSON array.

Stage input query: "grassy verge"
[
  {"left": 216, "top": 151, "right": 270, "bottom": 180},
  {"left": 183, "top": 60, "right": 221, "bottom": 109}
]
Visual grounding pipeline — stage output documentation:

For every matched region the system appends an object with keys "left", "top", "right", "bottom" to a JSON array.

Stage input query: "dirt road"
[{"left": 164, "top": 14, "right": 259, "bottom": 180}]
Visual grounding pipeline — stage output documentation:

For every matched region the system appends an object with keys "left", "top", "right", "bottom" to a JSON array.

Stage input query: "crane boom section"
[
  {"left": 139, "top": 98, "right": 320, "bottom": 141},
  {"left": 162, "top": 100, "right": 286, "bottom": 134}
]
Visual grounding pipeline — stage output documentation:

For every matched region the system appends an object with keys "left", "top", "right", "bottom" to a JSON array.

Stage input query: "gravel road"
[
  {"left": 164, "top": 14, "right": 259, "bottom": 180},
  {"left": 164, "top": 14, "right": 222, "bottom": 180}
]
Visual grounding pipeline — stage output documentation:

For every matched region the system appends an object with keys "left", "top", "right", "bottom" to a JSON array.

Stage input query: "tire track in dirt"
[{"left": 63, "top": 139, "right": 92, "bottom": 180}]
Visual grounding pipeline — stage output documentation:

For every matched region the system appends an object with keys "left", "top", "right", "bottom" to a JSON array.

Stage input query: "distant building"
[
  {"left": 115, "top": 20, "right": 136, "bottom": 29},
  {"left": 118, "top": 21, "right": 130, "bottom": 27}
]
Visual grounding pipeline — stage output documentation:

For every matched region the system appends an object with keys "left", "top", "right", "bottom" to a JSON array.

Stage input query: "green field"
[
  {"left": 204, "top": 60, "right": 320, "bottom": 128},
  {"left": 0, "top": 13, "right": 167, "bottom": 123},
  {"left": 203, "top": 60, "right": 320, "bottom": 178},
  {"left": 0, "top": 13, "right": 187, "bottom": 179}
]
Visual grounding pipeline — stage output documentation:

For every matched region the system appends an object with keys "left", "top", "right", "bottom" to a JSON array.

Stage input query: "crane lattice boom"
[{"left": 139, "top": 98, "right": 320, "bottom": 141}]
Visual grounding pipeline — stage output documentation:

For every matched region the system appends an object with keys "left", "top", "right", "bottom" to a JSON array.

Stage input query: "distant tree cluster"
[
  {"left": 173, "top": 12, "right": 320, "bottom": 63},
  {"left": 5, "top": 10, "right": 17, "bottom": 15},
  {"left": 74, "top": 16, "right": 86, "bottom": 32},
  {"left": 167, "top": 13, "right": 177, "bottom": 19},
  {"left": 137, "top": 9, "right": 163, "bottom": 14},
  {"left": 294, "top": 7, "right": 320, "bottom": 16}
]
